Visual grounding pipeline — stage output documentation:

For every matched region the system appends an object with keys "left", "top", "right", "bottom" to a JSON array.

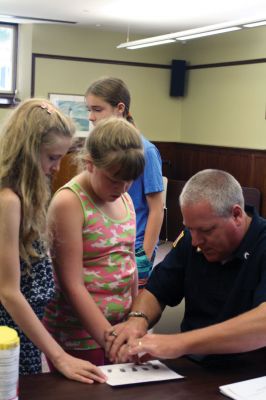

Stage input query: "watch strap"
[{"left": 127, "top": 311, "right": 149, "bottom": 324}]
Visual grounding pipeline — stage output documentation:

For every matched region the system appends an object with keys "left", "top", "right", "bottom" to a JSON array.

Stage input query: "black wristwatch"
[{"left": 127, "top": 311, "right": 149, "bottom": 324}]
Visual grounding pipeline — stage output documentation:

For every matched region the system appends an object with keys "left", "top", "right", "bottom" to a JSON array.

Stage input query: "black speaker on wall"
[{"left": 170, "top": 59, "right": 186, "bottom": 97}]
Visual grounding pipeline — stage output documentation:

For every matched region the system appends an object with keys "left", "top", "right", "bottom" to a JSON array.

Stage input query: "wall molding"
[
  {"left": 154, "top": 141, "right": 266, "bottom": 218},
  {"left": 31, "top": 52, "right": 266, "bottom": 96}
]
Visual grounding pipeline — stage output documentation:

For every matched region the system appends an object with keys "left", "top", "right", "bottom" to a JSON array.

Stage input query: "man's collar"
[{"left": 232, "top": 205, "right": 259, "bottom": 261}]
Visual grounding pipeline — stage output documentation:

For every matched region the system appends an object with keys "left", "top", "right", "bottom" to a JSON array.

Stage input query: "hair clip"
[{"left": 40, "top": 102, "right": 54, "bottom": 114}]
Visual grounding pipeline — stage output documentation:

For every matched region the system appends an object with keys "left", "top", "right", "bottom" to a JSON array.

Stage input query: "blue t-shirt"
[{"left": 128, "top": 136, "right": 163, "bottom": 250}]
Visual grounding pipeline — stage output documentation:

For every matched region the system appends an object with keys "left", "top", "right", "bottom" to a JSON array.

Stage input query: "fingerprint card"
[{"left": 99, "top": 360, "right": 184, "bottom": 386}]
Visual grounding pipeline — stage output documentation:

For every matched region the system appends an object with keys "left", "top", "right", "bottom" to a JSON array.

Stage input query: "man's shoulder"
[
  {"left": 239, "top": 211, "right": 266, "bottom": 259},
  {"left": 253, "top": 216, "right": 266, "bottom": 248},
  {"left": 249, "top": 210, "right": 266, "bottom": 238}
]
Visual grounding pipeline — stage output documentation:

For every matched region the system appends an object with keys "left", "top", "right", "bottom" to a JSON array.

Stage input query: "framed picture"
[{"left": 48, "top": 93, "right": 91, "bottom": 137}]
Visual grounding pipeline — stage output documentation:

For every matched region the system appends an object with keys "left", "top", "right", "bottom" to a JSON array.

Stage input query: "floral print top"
[{"left": 44, "top": 180, "right": 136, "bottom": 350}]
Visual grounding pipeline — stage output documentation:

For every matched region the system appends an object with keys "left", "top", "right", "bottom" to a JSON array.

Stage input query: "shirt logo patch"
[{"left": 173, "top": 230, "right": 185, "bottom": 247}]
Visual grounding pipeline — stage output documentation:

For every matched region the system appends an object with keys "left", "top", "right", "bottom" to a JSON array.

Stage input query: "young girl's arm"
[
  {"left": 131, "top": 253, "right": 138, "bottom": 299},
  {"left": 144, "top": 192, "right": 164, "bottom": 259},
  {"left": 0, "top": 189, "right": 106, "bottom": 383},
  {"left": 48, "top": 189, "right": 112, "bottom": 348}
]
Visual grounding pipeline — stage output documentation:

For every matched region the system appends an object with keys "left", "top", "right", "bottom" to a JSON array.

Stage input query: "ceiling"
[{"left": 0, "top": 0, "right": 266, "bottom": 36}]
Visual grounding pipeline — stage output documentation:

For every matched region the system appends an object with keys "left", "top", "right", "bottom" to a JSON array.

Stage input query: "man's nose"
[{"left": 190, "top": 230, "right": 204, "bottom": 247}]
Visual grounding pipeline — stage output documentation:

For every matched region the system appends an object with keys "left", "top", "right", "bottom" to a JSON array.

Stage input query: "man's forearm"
[
  {"left": 128, "top": 302, "right": 266, "bottom": 361},
  {"left": 179, "top": 302, "right": 266, "bottom": 356}
]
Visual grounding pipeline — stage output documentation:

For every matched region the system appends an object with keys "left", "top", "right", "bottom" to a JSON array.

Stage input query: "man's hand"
[
  {"left": 104, "top": 317, "right": 148, "bottom": 363},
  {"left": 128, "top": 333, "right": 182, "bottom": 362}
]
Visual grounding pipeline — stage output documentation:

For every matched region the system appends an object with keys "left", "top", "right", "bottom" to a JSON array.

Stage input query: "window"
[{"left": 0, "top": 23, "right": 18, "bottom": 105}]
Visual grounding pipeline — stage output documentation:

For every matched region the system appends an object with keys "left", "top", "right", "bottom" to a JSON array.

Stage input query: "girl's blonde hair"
[
  {"left": 79, "top": 117, "right": 145, "bottom": 181},
  {"left": 0, "top": 98, "right": 75, "bottom": 265}
]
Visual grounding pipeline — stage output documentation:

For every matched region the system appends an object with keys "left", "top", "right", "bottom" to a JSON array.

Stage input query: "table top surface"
[{"left": 19, "top": 349, "right": 266, "bottom": 400}]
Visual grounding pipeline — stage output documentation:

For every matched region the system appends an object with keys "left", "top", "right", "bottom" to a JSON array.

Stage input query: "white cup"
[{"left": 0, "top": 326, "right": 20, "bottom": 400}]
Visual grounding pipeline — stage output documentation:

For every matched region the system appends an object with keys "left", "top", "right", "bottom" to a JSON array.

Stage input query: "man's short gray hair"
[{"left": 179, "top": 169, "right": 244, "bottom": 217}]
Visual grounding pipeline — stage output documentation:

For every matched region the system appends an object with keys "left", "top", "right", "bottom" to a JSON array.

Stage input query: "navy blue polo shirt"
[{"left": 146, "top": 207, "right": 266, "bottom": 333}]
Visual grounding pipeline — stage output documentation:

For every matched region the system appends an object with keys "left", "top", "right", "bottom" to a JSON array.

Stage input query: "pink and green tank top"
[{"left": 44, "top": 180, "right": 136, "bottom": 350}]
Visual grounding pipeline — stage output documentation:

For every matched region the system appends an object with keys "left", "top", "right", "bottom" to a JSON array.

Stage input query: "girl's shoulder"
[
  {"left": 53, "top": 174, "right": 83, "bottom": 198},
  {"left": 0, "top": 189, "right": 21, "bottom": 228},
  {"left": 0, "top": 188, "right": 20, "bottom": 210},
  {"left": 49, "top": 179, "right": 84, "bottom": 222},
  {"left": 123, "top": 191, "right": 132, "bottom": 203},
  {"left": 122, "top": 192, "right": 135, "bottom": 213}
]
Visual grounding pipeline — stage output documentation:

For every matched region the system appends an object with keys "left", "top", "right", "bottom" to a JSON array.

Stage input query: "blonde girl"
[{"left": 0, "top": 98, "right": 106, "bottom": 383}]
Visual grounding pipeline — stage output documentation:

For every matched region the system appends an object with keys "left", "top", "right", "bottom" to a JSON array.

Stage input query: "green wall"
[
  {"left": 179, "top": 27, "right": 266, "bottom": 149},
  {"left": 31, "top": 24, "right": 184, "bottom": 142},
  {"left": 1, "top": 23, "right": 266, "bottom": 148}
]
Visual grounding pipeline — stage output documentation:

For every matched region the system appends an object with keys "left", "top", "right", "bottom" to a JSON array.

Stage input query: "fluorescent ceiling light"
[
  {"left": 176, "top": 26, "right": 241, "bottom": 41},
  {"left": 127, "top": 39, "right": 175, "bottom": 49},
  {"left": 243, "top": 20, "right": 266, "bottom": 27},
  {"left": 0, "top": 14, "right": 15, "bottom": 19},
  {"left": 117, "top": 17, "right": 266, "bottom": 49}
]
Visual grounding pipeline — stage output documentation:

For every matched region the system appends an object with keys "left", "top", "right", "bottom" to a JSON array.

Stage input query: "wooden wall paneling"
[
  {"left": 153, "top": 142, "right": 266, "bottom": 217},
  {"left": 242, "top": 186, "right": 261, "bottom": 212},
  {"left": 157, "top": 142, "right": 179, "bottom": 178},
  {"left": 165, "top": 179, "right": 186, "bottom": 241},
  {"left": 52, "top": 152, "right": 78, "bottom": 193},
  {"left": 211, "top": 152, "right": 252, "bottom": 185},
  {"left": 52, "top": 143, "right": 266, "bottom": 242},
  {"left": 252, "top": 154, "right": 266, "bottom": 216}
]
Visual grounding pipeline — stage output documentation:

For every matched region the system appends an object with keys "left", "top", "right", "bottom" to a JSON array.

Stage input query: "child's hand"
[{"left": 53, "top": 352, "right": 107, "bottom": 384}]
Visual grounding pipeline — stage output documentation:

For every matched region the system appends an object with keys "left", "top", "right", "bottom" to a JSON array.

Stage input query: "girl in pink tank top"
[{"left": 44, "top": 117, "right": 145, "bottom": 366}]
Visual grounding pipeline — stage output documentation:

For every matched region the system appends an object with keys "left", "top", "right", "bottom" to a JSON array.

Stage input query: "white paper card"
[
  {"left": 99, "top": 360, "right": 184, "bottom": 386},
  {"left": 219, "top": 376, "right": 266, "bottom": 400}
]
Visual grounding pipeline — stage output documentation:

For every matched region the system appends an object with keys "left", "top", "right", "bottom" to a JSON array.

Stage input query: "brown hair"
[
  {"left": 85, "top": 77, "right": 135, "bottom": 125},
  {"left": 79, "top": 117, "right": 144, "bottom": 181}
]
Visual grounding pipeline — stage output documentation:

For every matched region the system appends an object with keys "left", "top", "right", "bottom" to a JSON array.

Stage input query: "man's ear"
[{"left": 232, "top": 205, "right": 243, "bottom": 225}]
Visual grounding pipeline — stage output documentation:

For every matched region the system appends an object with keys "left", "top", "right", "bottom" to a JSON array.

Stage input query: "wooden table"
[{"left": 19, "top": 349, "right": 266, "bottom": 399}]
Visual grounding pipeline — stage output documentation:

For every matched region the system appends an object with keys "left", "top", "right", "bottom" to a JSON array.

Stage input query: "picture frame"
[{"left": 48, "top": 93, "right": 91, "bottom": 137}]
